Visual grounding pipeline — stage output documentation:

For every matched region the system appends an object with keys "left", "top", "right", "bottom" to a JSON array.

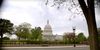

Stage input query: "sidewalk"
[{"left": 2, "top": 45, "right": 89, "bottom": 48}]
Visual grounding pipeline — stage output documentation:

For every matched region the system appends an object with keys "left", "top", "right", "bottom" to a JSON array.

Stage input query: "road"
[{"left": 2, "top": 46, "right": 90, "bottom": 50}]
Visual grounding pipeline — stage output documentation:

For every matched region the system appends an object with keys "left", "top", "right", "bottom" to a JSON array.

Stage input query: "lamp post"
[{"left": 73, "top": 27, "right": 76, "bottom": 47}]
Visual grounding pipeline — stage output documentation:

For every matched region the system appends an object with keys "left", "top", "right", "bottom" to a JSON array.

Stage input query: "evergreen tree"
[{"left": 0, "top": 18, "right": 13, "bottom": 38}]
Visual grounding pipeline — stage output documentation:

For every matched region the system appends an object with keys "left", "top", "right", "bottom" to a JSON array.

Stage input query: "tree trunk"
[
  {"left": 78, "top": 0, "right": 99, "bottom": 50},
  {"left": 0, "top": 32, "right": 3, "bottom": 48},
  {"left": 0, "top": 0, "right": 3, "bottom": 8},
  {"left": 87, "top": 0, "right": 99, "bottom": 50},
  {"left": 86, "top": 9, "right": 99, "bottom": 50},
  {"left": 0, "top": 33, "right": 3, "bottom": 39}
]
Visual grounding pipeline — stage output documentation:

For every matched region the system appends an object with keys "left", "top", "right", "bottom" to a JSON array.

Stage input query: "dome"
[
  {"left": 44, "top": 20, "right": 52, "bottom": 32},
  {"left": 44, "top": 24, "right": 52, "bottom": 30},
  {"left": 42, "top": 20, "right": 53, "bottom": 41}
]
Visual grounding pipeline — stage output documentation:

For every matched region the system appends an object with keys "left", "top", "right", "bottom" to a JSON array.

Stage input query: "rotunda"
[
  {"left": 43, "top": 20, "right": 52, "bottom": 35},
  {"left": 42, "top": 20, "right": 54, "bottom": 41}
]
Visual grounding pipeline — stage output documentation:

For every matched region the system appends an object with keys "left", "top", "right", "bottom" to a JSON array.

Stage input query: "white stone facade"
[{"left": 42, "top": 20, "right": 55, "bottom": 41}]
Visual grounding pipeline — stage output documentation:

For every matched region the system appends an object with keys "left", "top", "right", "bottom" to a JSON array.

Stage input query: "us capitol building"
[
  {"left": 42, "top": 20, "right": 63, "bottom": 41},
  {"left": 42, "top": 20, "right": 54, "bottom": 41}
]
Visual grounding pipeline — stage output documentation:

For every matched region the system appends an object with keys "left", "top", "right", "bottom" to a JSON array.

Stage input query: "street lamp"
[{"left": 73, "top": 27, "right": 76, "bottom": 47}]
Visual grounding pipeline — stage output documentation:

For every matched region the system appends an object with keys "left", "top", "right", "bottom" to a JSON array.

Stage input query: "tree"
[
  {"left": 46, "top": 0, "right": 100, "bottom": 50},
  {"left": 63, "top": 33, "right": 75, "bottom": 44},
  {"left": 97, "top": 28, "right": 100, "bottom": 44},
  {"left": 3, "top": 37, "right": 10, "bottom": 40},
  {"left": 31, "top": 27, "right": 42, "bottom": 41},
  {"left": 76, "top": 33, "right": 87, "bottom": 44},
  {"left": 0, "top": 18, "right": 13, "bottom": 38},
  {"left": 15, "top": 22, "right": 31, "bottom": 40},
  {"left": 63, "top": 33, "right": 69, "bottom": 44},
  {"left": 0, "top": 0, "right": 3, "bottom": 8},
  {"left": 78, "top": 0, "right": 99, "bottom": 50}
]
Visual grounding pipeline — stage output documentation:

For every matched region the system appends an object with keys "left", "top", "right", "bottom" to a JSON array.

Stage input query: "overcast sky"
[{"left": 1, "top": 0, "right": 100, "bottom": 37}]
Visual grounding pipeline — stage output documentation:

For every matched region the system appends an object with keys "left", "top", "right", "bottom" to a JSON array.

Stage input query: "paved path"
[{"left": 2, "top": 45, "right": 90, "bottom": 50}]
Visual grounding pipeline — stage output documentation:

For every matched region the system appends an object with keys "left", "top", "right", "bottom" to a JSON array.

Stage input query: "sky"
[{"left": 0, "top": 0, "right": 100, "bottom": 37}]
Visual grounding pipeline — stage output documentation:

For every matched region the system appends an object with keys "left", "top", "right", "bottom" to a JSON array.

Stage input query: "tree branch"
[{"left": 78, "top": 0, "right": 88, "bottom": 18}]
